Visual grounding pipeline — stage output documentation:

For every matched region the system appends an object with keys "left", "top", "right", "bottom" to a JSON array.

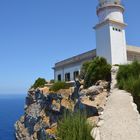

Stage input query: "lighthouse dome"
[{"left": 98, "top": 0, "right": 121, "bottom": 5}]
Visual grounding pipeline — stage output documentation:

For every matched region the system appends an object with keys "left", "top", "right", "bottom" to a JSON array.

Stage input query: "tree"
[
  {"left": 80, "top": 61, "right": 91, "bottom": 80},
  {"left": 32, "top": 78, "right": 47, "bottom": 89},
  {"left": 83, "top": 57, "right": 111, "bottom": 88}
]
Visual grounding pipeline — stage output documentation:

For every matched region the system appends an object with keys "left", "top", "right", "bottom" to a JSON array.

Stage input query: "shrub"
[
  {"left": 31, "top": 78, "right": 47, "bottom": 89},
  {"left": 49, "top": 81, "right": 70, "bottom": 92},
  {"left": 83, "top": 57, "right": 111, "bottom": 88},
  {"left": 117, "top": 61, "right": 140, "bottom": 93},
  {"left": 50, "top": 79, "right": 55, "bottom": 84},
  {"left": 132, "top": 79, "right": 140, "bottom": 96},
  {"left": 117, "top": 61, "right": 140, "bottom": 112},
  {"left": 80, "top": 61, "right": 92, "bottom": 80},
  {"left": 57, "top": 111, "right": 93, "bottom": 140}
]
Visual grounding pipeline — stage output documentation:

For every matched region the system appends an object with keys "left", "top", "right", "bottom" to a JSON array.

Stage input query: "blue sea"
[{"left": 0, "top": 94, "right": 26, "bottom": 140}]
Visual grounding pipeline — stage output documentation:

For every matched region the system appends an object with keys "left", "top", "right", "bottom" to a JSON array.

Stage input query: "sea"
[{"left": 0, "top": 94, "right": 26, "bottom": 140}]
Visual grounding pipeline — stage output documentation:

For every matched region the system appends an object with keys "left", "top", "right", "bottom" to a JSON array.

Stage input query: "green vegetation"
[
  {"left": 80, "top": 61, "right": 91, "bottom": 80},
  {"left": 50, "top": 79, "right": 55, "bottom": 84},
  {"left": 80, "top": 57, "right": 111, "bottom": 88},
  {"left": 49, "top": 81, "right": 70, "bottom": 92},
  {"left": 57, "top": 111, "right": 93, "bottom": 140},
  {"left": 31, "top": 78, "right": 47, "bottom": 89},
  {"left": 117, "top": 61, "right": 140, "bottom": 112}
]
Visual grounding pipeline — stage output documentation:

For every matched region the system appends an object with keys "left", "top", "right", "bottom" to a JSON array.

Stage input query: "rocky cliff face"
[{"left": 15, "top": 80, "right": 109, "bottom": 140}]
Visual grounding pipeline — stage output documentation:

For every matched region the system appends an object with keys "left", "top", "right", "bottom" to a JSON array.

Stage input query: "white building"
[{"left": 53, "top": 0, "right": 140, "bottom": 82}]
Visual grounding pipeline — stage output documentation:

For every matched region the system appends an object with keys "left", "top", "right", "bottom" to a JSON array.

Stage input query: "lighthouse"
[{"left": 95, "top": 0, "right": 127, "bottom": 64}]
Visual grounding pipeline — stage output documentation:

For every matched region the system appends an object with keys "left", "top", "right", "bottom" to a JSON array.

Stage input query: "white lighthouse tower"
[{"left": 95, "top": 0, "right": 127, "bottom": 64}]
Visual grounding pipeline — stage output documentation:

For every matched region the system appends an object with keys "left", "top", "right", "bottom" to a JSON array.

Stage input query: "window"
[
  {"left": 58, "top": 74, "right": 61, "bottom": 81},
  {"left": 65, "top": 73, "right": 70, "bottom": 81},
  {"left": 73, "top": 71, "right": 79, "bottom": 80},
  {"left": 112, "top": 27, "right": 122, "bottom": 32}
]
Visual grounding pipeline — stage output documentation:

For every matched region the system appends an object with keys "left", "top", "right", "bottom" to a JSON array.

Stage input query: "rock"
[
  {"left": 92, "top": 92, "right": 108, "bottom": 108},
  {"left": 58, "top": 88, "right": 72, "bottom": 99},
  {"left": 15, "top": 120, "right": 30, "bottom": 140},
  {"left": 71, "top": 88, "right": 80, "bottom": 101},
  {"left": 46, "top": 124, "right": 57, "bottom": 140},
  {"left": 97, "top": 120, "right": 104, "bottom": 127},
  {"left": 91, "top": 127, "right": 100, "bottom": 140},
  {"left": 80, "top": 89, "right": 107, "bottom": 109},
  {"left": 26, "top": 95, "right": 35, "bottom": 106},
  {"left": 51, "top": 100, "right": 61, "bottom": 112},
  {"left": 80, "top": 80, "right": 84, "bottom": 85},
  {"left": 61, "top": 98, "right": 74, "bottom": 110},
  {"left": 19, "top": 116, "right": 25, "bottom": 123},
  {"left": 28, "top": 88, "right": 35, "bottom": 94},
  {"left": 74, "top": 99, "right": 98, "bottom": 117},
  {"left": 24, "top": 115, "right": 39, "bottom": 134},
  {"left": 15, "top": 81, "right": 109, "bottom": 140},
  {"left": 89, "top": 95, "right": 96, "bottom": 101},
  {"left": 87, "top": 116, "right": 99, "bottom": 127},
  {"left": 98, "top": 111, "right": 104, "bottom": 115},
  {"left": 39, "top": 87, "right": 50, "bottom": 95},
  {"left": 98, "top": 107, "right": 104, "bottom": 113},
  {"left": 79, "top": 85, "right": 84, "bottom": 91},
  {"left": 95, "top": 80, "right": 109, "bottom": 89},
  {"left": 37, "top": 129, "right": 47, "bottom": 140},
  {"left": 111, "top": 66, "right": 119, "bottom": 74},
  {"left": 88, "top": 86, "right": 103, "bottom": 95},
  {"left": 80, "top": 85, "right": 103, "bottom": 97}
]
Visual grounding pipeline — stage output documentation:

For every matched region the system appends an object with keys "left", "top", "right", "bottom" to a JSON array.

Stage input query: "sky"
[{"left": 0, "top": 0, "right": 140, "bottom": 94}]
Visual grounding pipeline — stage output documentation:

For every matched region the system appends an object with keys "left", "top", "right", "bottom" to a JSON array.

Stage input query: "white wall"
[
  {"left": 96, "top": 24, "right": 112, "bottom": 64},
  {"left": 110, "top": 24, "right": 127, "bottom": 64},
  {"left": 54, "top": 62, "right": 82, "bottom": 81},
  {"left": 96, "top": 22, "right": 127, "bottom": 65},
  {"left": 54, "top": 69, "right": 64, "bottom": 81}
]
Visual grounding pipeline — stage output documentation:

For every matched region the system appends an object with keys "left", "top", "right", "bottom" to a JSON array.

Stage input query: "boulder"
[
  {"left": 51, "top": 100, "right": 61, "bottom": 112},
  {"left": 39, "top": 87, "right": 50, "bottom": 95},
  {"left": 61, "top": 98, "right": 74, "bottom": 110},
  {"left": 91, "top": 92, "right": 108, "bottom": 108},
  {"left": 87, "top": 116, "right": 99, "bottom": 127},
  {"left": 80, "top": 85, "right": 103, "bottom": 97},
  {"left": 57, "top": 88, "right": 72, "bottom": 99},
  {"left": 46, "top": 124, "right": 57, "bottom": 140},
  {"left": 74, "top": 99, "right": 98, "bottom": 117},
  {"left": 37, "top": 129, "right": 47, "bottom": 140},
  {"left": 95, "top": 80, "right": 109, "bottom": 89}
]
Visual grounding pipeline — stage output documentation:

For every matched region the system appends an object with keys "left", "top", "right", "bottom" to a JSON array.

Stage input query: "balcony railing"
[{"left": 97, "top": 1, "right": 124, "bottom": 9}]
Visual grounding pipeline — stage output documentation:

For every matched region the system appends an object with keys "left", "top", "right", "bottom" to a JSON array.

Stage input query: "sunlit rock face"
[{"left": 15, "top": 80, "right": 109, "bottom": 140}]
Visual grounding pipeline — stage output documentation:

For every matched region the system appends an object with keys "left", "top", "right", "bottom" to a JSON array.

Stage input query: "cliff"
[{"left": 15, "top": 80, "right": 109, "bottom": 140}]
